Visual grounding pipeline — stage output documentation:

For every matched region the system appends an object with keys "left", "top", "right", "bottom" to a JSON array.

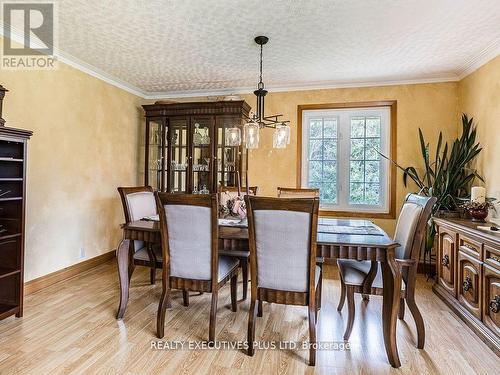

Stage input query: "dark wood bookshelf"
[{"left": 0, "top": 85, "right": 32, "bottom": 322}]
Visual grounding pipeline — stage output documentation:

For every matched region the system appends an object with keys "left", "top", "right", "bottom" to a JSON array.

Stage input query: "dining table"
[{"left": 114, "top": 217, "right": 402, "bottom": 368}]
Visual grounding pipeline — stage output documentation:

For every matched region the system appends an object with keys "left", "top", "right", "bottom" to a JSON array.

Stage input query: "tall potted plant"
[{"left": 381, "top": 114, "right": 483, "bottom": 270}]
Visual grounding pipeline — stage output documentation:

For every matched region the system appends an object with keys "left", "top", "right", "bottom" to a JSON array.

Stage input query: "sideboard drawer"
[
  {"left": 485, "top": 244, "right": 500, "bottom": 270},
  {"left": 438, "top": 228, "right": 457, "bottom": 297},
  {"left": 483, "top": 264, "right": 500, "bottom": 338},
  {"left": 458, "top": 234, "right": 483, "bottom": 259},
  {"left": 458, "top": 250, "right": 482, "bottom": 319}
]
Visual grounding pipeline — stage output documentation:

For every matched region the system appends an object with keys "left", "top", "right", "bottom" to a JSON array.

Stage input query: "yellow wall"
[
  {"left": 152, "top": 83, "right": 459, "bottom": 234},
  {"left": 0, "top": 39, "right": 143, "bottom": 281},
  {"left": 458, "top": 55, "right": 500, "bottom": 222},
  {"left": 237, "top": 83, "right": 459, "bottom": 233},
  {"left": 2, "top": 29, "right": 496, "bottom": 281}
]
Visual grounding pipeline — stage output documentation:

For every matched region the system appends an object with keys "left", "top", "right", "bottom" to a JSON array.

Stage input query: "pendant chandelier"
[{"left": 225, "top": 36, "right": 290, "bottom": 149}]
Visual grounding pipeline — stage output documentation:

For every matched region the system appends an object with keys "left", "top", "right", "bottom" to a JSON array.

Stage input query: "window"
[{"left": 299, "top": 102, "right": 395, "bottom": 217}]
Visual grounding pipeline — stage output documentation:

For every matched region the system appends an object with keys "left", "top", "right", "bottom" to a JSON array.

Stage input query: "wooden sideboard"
[{"left": 433, "top": 218, "right": 500, "bottom": 354}]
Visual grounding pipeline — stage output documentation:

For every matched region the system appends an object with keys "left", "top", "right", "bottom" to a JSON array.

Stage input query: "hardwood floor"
[{"left": 0, "top": 261, "right": 498, "bottom": 374}]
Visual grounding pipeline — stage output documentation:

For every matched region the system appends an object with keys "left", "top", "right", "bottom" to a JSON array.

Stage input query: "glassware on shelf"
[
  {"left": 203, "top": 157, "right": 210, "bottom": 171},
  {"left": 171, "top": 160, "right": 187, "bottom": 171},
  {"left": 225, "top": 161, "right": 235, "bottom": 171},
  {"left": 200, "top": 128, "right": 210, "bottom": 145},
  {"left": 193, "top": 123, "right": 202, "bottom": 146}
]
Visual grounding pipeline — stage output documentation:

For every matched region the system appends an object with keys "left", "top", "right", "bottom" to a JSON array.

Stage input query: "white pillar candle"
[{"left": 471, "top": 186, "right": 486, "bottom": 203}]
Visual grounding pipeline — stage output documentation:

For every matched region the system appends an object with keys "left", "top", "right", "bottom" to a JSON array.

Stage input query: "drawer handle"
[
  {"left": 441, "top": 255, "right": 450, "bottom": 267},
  {"left": 462, "top": 276, "right": 472, "bottom": 292},
  {"left": 462, "top": 243, "right": 477, "bottom": 251},
  {"left": 490, "top": 296, "right": 500, "bottom": 314}
]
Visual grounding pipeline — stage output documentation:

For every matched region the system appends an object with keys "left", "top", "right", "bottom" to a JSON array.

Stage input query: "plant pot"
[{"left": 468, "top": 208, "right": 488, "bottom": 222}]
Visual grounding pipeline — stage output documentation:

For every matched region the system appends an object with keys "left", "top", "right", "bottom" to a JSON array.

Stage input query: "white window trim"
[{"left": 301, "top": 107, "right": 391, "bottom": 214}]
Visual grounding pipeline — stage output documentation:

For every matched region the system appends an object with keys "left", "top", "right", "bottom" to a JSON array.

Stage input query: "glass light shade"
[
  {"left": 225, "top": 127, "right": 241, "bottom": 146},
  {"left": 273, "top": 123, "right": 290, "bottom": 148},
  {"left": 244, "top": 121, "right": 260, "bottom": 149}
]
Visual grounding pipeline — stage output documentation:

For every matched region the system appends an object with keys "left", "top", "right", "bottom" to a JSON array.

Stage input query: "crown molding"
[
  {"left": 0, "top": 23, "right": 147, "bottom": 98},
  {"left": 143, "top": 75, "right": 460, "bottom": 99},
  {"left": 1, "top": 23, "right": 497, "bottom": 100},
  {"left": 456, "top": 38, "right": 500, "bottom": 79}
]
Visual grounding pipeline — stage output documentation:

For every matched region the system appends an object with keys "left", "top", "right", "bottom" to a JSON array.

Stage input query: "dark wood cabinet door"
[
  {"left": 458, "top": 250, "right": 482, "bottom": 319},
  {"left": 189, "top": 116, "right": 215, "bottom": 193},
  {"left": 483, "top": 264, "right": 500, "bottom": 337},
  {"left": 168, "top": 117, "right": 189, "bottom": 193},
  {"left": 438, "top": 228, "right": 457, "bottom": 296},
  {"left": 215, "top": 115, "right": 245, "bottom": 190},
  {"left": 145, "top": 117, "right": 165, "bottom": 191}
]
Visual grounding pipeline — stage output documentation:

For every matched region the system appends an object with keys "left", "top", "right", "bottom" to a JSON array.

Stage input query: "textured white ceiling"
[{"left": 53, "top": 0, "right": 500, "bottom": 96}]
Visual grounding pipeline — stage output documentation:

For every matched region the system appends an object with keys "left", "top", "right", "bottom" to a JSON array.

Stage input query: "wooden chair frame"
[
  {"left": 155, "top": 193, "right": 239, "bottom": 343},
  {"left": 337, "top": 194, "right": 436, "bottom": 348},
  {"left": 219, "top": 186, "right": 259, "bottom": 197},
  {"left": 117, "top": 186, "right": 160, "bottom": 284},
  {"left": 245, "top": 196, "right": 321, "bottom": 366},
  {"left": 277, "top": 187, "right": 320, "bottom": 198},
  {"left": 218, "top": 186, "right": 259, "bottom": 300}
]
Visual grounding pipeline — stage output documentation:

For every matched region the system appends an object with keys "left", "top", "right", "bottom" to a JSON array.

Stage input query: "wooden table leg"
[
  {"left": 116, "top": 239, "right": 131, "bottom": 319},
  {"left": 381, "top": 254, "right": 402, "bottom": 368}
]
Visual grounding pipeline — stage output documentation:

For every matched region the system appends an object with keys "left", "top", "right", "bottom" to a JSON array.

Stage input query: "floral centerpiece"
[{"left": 219, "top": 194, "right": 246, "bottom": 220}]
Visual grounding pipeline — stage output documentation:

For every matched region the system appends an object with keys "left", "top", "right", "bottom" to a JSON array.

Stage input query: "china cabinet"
[{"left": 142, "top": 101, "right": 251, "bottom": 193}]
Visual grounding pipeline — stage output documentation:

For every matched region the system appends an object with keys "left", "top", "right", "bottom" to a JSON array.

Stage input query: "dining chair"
[
  {"left": 219, "top": 186, "right": 258, "bottom": 207},
  {"left": 118, "top": 186, "right": 161, "bottom": 284},
  {"left": 277, "top": 187, "right": 320, "bottom": 198},
  {"left": 218, "top": 186, "right": 259, "bottom": 301},
  {"left": 337, "top": 193, "right": 436, "bottom": 348},
  {"left": 245, "top": 196, "right": 322, "bottom": 366},
  {"left": 155, "top": 193, "right": 240, "bottom": 344}
]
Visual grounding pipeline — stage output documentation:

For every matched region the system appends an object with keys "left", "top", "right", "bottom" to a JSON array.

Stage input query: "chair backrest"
[
  {"left": 117, "top": 186, "right": 157, "bottom": 223},
  {"left": 155, "top": 193, "right": 218, "bottom": 282},
  {"left": 245, "top": 196, "right": 319, "bottom": 293},
  {"left": 394, "top": 193, "right": 436, "bottom": 262},
  {"left": 219, "top": 186, "right": 258, "bottom": 207},
  {"left": 277, "top": 187, "right": 320, "bottom": 199}
]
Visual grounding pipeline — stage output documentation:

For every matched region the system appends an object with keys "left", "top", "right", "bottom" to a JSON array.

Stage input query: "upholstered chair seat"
[{"left": 337, "top": 260, "right": 405, "bottom": 290}]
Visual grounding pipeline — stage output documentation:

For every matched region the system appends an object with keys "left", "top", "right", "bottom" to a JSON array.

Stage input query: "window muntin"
[{"left": 301, "top": 107, "right": 390, "bottom": 213}]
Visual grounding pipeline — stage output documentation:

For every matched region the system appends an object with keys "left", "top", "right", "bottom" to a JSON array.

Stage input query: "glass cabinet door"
[
  {"left": 216, "top": 116, "right": 243, "bottom": 188},
  {"left": 190, "top": 117, "right": 213, "bottom": 194},
  {"left": 168, "top": 117, "right": 188, "bottom": 193},
  {"left": 146, "top": 118, "right": 164, "bottom": 191}
]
